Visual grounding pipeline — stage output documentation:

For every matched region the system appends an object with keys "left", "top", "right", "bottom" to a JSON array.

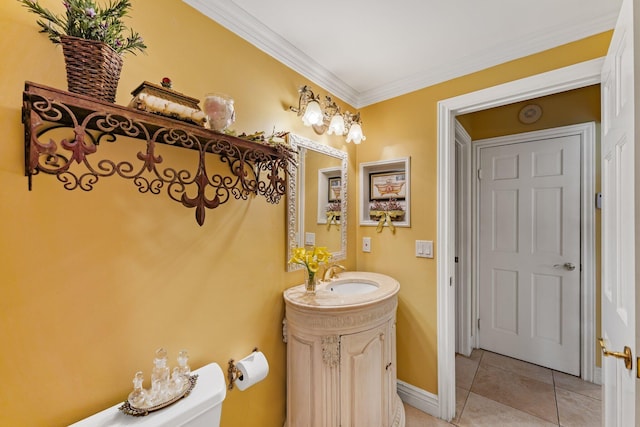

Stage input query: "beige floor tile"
[
  {"left": 480, "top": 351, "right": 553, "bottom": 384},
  {"left": 457, "top": 392, "right": 556, "bottom": 427},
  {"left": 468, "top": 348, "right": 484, "bottom": 362},
  {"left": 556, "top": 387, "right": 602, "bottom": 427},
  {"left": 403, "top": 402, "right": 454, "bottom": 426},
  {"left": 471, "top": 364, "right": 558, "bottom": 424},
  {"left": 455, "top": 355, "right": 479, "bottom": 390},
  {"left": 456, "top": 348, "right": 484, "bottom": 362},
  {"left": 453, "top": 387, "right": 469, "bottom": 424},
  {"left": 454, "top": 350, "right": 600, "bottom": 426},
  {"left": 553, "top": 370, "right": 602, "bottom": 400}
]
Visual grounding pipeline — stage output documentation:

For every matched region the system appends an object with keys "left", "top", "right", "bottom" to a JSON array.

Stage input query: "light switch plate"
[
  {"left": 305, "top": 232, "right": 315, "bottom": 246},
  {"left": 362, "top": 237, "right": 371, "bottom": 253},
  {"left": 416, "top": 240, "right": 433, "bottom": 258}
]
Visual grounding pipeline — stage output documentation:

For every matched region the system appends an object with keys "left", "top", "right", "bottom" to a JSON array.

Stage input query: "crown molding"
[
  {"left": 184, "top": 0, "right": 616, "bottom": 108},
  {"left": 357, "top": 12, "right": 617, "bottom": 107},
  {"left": 183, "top": 0, "right": 360, "bottom": 106}
]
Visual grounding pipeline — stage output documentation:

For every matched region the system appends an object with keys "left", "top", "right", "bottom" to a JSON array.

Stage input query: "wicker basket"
[{"left": 60, "top": 35, "right": 123, "bottom": 103}]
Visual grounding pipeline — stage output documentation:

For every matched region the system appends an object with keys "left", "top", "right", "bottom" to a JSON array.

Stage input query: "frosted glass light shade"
[
  {"left": 301, "top": 100, "right": 324, "bottom": 126},
  {"left": 346, "top": 123, "right": 366, "bottom": 144},
  {"left": 327, "top": 114, "right": 346, "bottom": 135}
]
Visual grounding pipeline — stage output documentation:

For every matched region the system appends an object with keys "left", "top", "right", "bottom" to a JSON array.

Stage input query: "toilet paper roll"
[{"left": 236, "top": 351, "right": 269, "bottom": 391}]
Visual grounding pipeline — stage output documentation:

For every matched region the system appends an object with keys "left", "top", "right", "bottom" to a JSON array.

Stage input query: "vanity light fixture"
[{"left": 289, "top": 85, "right": 366, "bottom": 144}]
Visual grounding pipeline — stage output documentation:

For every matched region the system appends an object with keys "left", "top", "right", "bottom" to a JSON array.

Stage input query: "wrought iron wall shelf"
[{"left": 22, "top": 82, "right": 293, "bottom": 225}]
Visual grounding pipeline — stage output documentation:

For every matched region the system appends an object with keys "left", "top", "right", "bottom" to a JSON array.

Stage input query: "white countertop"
[{"left": 284, "top": 271, "right": 400, "bottom": 310}]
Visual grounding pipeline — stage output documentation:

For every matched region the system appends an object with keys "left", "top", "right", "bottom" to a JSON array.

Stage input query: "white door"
[
  {"left": 478, "top": 134, "right": 581, "bottom": 375},
  {"left": 600, "top": 0, "right": 637, "bottom": 424}
]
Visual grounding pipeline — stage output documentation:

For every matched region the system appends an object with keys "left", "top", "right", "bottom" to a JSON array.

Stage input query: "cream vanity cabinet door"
[
  {"left": 286, "top": 327, "right": 334, "bottom": 427},
  {"left": 339, "top": 320, "right": 394, "bottom": 426}
]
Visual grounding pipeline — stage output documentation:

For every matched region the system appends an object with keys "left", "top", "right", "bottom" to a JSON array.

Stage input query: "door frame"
[
  {"left": 469, "top": 123, "right": 596, "bottom": 376},
  {"left": 455, "top": 122, "right": 473, "bottom": 356},
  {"left": 437, "top": 57, "right": 603, "bottom": 421}
]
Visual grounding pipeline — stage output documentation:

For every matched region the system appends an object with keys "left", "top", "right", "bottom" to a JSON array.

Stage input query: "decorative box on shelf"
[{"left": 128, "top": 81, "right": 206, "bottom": 126}]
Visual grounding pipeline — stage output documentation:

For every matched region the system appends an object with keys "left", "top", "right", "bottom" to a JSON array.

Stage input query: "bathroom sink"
[
  {"left": 327, "top": 281, "right": 379, "bottom": 295},
  {"left": 284, "top": 271, "right": 399, "bottom": 309}
]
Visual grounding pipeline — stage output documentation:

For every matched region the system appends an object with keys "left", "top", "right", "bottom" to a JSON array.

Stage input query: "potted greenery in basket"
[{"left": 18, "top": 0, "right": 147, "bottom": 103}]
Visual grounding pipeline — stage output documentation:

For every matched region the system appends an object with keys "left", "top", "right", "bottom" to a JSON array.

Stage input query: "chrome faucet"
[{"left": 323, "top": 264, "right": 346, "bottom": 281}]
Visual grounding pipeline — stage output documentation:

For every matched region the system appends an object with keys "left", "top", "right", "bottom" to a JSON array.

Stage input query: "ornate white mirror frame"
[{"left": 287, "top": 134, "right": 348, "bottom": 271}]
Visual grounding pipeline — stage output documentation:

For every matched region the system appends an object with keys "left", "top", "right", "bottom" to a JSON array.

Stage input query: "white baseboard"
[
  {"left": 397, "top": 380, "right": 439, "bottom": 418},
  {"left": 593, "top": 366, "right": 602, "bottom": 385}
]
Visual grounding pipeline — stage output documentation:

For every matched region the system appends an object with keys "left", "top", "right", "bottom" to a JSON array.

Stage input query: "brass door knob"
[{"left": 598, "top": 338, "right": 633, "bottom": 370}]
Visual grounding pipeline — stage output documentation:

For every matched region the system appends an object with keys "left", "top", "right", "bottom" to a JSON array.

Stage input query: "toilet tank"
[{"left": 69, "top": 363, "right": 226, "bottom": 427}]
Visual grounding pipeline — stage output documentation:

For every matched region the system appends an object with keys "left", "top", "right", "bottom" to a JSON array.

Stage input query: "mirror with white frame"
[{"left": 287, "top": 134, "right": 347, "bottom": 271}]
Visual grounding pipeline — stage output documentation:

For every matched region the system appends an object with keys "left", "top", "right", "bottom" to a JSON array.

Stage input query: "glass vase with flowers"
[{"left": 288, "top": 246, "right": 331, "bottom": 295}]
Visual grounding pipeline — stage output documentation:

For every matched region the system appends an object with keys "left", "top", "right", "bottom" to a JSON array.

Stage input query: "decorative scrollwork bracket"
[{"left": 22, "top": 81, "right": 295, "bottom": 226}]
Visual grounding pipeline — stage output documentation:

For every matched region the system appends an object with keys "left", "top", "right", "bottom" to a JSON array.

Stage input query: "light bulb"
[
  {"left": 346, "top": 123, "right": 366, "bottom": 144},
  {"left": 301, "top": 100, "right": 324, "bottom": 127},
  {"left": 327, "top": 114, "right": 345, "bottom": 135}
]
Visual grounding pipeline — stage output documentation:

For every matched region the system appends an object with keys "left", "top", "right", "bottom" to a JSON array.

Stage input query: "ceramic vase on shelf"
[
  {"left": 304, "top": 269, "right": 318, "bottom": 295},
  {"left": 203, "top": 93, "right": 235, "bottom": 132}
]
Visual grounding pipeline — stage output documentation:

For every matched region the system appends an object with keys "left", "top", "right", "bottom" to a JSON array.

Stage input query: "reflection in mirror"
[{"left": 287, "top": 134, "right": 347, "bottom": 271}]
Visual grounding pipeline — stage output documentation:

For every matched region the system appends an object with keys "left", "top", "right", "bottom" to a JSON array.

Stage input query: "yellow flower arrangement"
[{"left": 289, "top": 246, "right": 331, "bottom": 285}]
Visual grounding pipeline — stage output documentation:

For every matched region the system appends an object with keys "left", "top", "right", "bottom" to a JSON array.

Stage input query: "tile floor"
[{"left": 404, "top": 349, "right": 602, "bottom": 426}]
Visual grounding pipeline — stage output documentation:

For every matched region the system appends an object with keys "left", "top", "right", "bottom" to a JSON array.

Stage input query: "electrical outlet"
[{"left": 362, "top": 237, "right": 371, "bottom": 253}]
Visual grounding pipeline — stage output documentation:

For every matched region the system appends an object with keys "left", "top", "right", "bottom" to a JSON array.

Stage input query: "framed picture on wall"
[
  {"left": 359, "top": 157, "right": 410, "bottom": 227},
  {"left": 328, "top": 177, "right": 342, "bottom": 202},
  {"left": 369, "top": 171, "right": 407, "bottom": 200}
]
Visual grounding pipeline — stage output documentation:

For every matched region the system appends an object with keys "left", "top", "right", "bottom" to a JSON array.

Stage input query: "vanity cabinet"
[{"left": 283, "top": 272, "right": 404, "bottom": 427}]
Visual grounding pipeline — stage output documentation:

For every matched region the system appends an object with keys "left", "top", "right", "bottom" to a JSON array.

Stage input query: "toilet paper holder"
[{"left": 227, "top": 347, "right": 258, "bottom": 390}]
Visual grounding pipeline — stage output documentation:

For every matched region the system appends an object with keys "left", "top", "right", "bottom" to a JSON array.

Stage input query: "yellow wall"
[
  {"left": 457, "top": 84, "right": 601, "bottom": 140},
  {"left": 0, "top": 1, "right": 357, "bottom": 425},
  {"left": 0, "top": 0, "right": 612, "bottom": 424},
  {"left": 358, "top": 32, "right": 611, "bottom": 394}
]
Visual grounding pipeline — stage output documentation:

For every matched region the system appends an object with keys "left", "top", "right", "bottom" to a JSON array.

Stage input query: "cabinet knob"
[{"left": 385, "top": 362, "right": 392, "bottom": 370}]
